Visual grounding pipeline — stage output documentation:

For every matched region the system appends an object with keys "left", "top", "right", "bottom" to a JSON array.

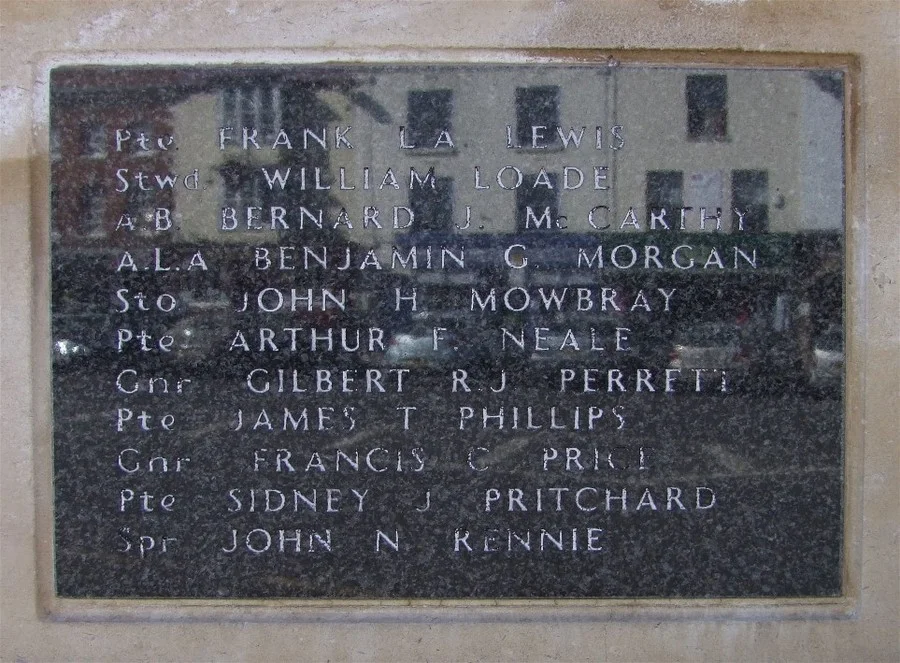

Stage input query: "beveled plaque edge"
[{"left": 30, "top": 48, "right": 863, "bottom": 622}]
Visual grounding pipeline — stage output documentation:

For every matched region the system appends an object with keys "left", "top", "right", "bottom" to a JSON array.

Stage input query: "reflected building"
[
  {"left": 46, "top": 63, "right": 850, "bottom": 600},
  {"left": 49, "top": 65, "right": 846, "bottom": 379},
  {"left": 50, "top": 65, "right": 845, "bottom": 241}
]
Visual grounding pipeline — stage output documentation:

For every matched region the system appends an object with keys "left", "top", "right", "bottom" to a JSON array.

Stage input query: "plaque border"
[{"left": 31, "top": 48, "right": 863, "bottom": 622}]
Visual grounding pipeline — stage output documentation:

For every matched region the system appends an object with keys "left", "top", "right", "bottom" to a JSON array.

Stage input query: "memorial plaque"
[{"left": 50, "top": 62, "right": 846, "bottom": 599}]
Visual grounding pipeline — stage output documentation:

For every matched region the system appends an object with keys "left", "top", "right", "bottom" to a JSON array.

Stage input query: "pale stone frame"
[{"left": 30, "top": 48, "right": 863, "bottom": 622}]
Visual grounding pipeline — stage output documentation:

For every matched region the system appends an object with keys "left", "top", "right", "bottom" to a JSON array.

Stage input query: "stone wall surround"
[{"left": 1, "top": 1, "right": 897, "bottom": 661}]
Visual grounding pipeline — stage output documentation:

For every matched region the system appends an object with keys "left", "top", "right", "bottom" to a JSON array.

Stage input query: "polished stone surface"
[{"left": 50, "top": 63, "right": 844, "bottom": 599}]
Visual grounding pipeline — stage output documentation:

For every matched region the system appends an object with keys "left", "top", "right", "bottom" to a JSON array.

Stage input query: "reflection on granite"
[{"left": 50, "top": 64, "right": 844, "bottom": 598}]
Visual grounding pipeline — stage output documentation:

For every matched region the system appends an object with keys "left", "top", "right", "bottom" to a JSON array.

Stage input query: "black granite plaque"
[{"left": 50, "top": 62, "right": 845, "bottom": 599}]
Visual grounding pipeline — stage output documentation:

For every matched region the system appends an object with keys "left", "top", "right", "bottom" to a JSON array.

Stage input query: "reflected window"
[
  {"left": 515, "top": 86, "right": 559, "bottom": 146},
  {"left": 406, "top": 89, "right": 453, "bottom": 148},
  {"left": 223, "top": 85, "right": 279, "bottom": 136},
  {"left": 516, "top": 172, "right": 560, "bottom": 231},
  {"left": 50, "top": 127, "right": 61, "bottom": 161},
  {"left": 50, "top": 184, "right": 60, "bottom": 222},
  {"left": 50, "top": 184, "right": 62, "bottom": 240},
  {"left": 129, "top": 124, "right": 155, "bottom": 157},
  {"left": 646, "top": 171, "right": 684, "bottom": 226},
  {"left": 79, "top": 174, "right": 106, "bottom": 237},
  {"left": 222, "top": 168, "right": 268, "bottom": 210},
  {"left": 732, "top": 170, "right": 768, "bottom": 232},
  {"left": 124, "top": 180, "right": 156, "bottom": 223},
  {"left": 81, "top": 125, "right": 107, "bottom": 157},
  {"left": 808, "top": 71, "right": 844, "bottom": 101},
  {"left": 410, "top": 176, "right": 453, "bottom": 231},
  {"left": 687, "top": 74, "right": 727, "bottom": 141}
]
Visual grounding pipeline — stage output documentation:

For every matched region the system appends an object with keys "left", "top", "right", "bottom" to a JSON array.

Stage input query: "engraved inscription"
[{"left": 51, "top": 63, "right": 845, "bottom": 599}]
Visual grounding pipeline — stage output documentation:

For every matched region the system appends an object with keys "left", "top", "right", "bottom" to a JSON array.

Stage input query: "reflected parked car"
[
  {"left": 52, "top": 313, "right": 117, "bottom": 369},
  {"left": 527, "top": 319, "right": 641, "bottom": 371},
  {"left": 383, "top": 316, "right": 523, "bottom": 375},
  {"left": 384, "top": 324, "right": 458, "bottom": 369},
  {"left": 809, "top": 325, "right": 843, "bottom": 391},
  {"left": 53, "top": 337, "right": 93, "bottom": 365},
  {"left": 165, "top": 313, "right": 230, "bottom": 367},
  {"left": 668, "top": 322, "right": 751, "bottom": 384}
]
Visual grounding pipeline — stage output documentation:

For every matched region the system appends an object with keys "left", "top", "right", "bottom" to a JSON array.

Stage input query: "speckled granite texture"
[
  {"left": 2, "top": 1, "right": 897, "bottom": 661},
  {"left": 49, "top": 63, "right": 845, "bottom": 599}
]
